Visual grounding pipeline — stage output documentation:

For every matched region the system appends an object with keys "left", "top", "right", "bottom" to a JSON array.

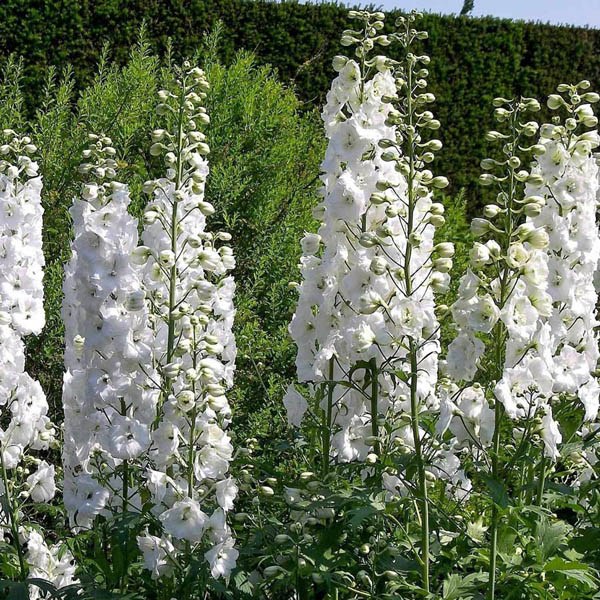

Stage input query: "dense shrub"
[
  {"left": 5, "top": 37, "right": 322, "bottom": 447},
  {"left": 1, "top": 0, "right": 599, "bottom": 205}
]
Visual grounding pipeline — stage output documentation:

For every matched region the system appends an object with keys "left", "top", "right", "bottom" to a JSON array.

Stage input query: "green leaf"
[
  {"left": 483, "top": 476, "right": 510, "bottom": 509},
  {"left": 6, "top": 582, "right": 29, "bottom": 600},
  {"left": 442, "top": 573, "right": 473, "bottom": 599}
]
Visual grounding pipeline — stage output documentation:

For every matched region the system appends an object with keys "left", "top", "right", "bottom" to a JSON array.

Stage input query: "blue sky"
[{"left": 297, "top": 0, "right": 600, "bottom": 28}]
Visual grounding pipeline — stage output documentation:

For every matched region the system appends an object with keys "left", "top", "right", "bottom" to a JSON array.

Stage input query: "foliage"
[{"left": 1, "top": 0, "right": 600, "bottom": 208}]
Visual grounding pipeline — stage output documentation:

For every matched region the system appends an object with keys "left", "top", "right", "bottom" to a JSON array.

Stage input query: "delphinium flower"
[
  {"left": 0, "top": 129, "right": 66, "bottom": 584},
  {"left": 61, "top": 135, "right": 157, "bottom": 530},
  {"left": 25, "top": 530, "right": 78, "bottom": 599},
  {"left": 524, "top": 84, "right": 600, "bottom": 486},
  {"left": 288, "top": 10, "right": 404, "bottom": 466},
  {"left": 287, "top": 10, "right": 454, "bottom": 592},
  {"left": 134, "top": 63, "right": 238, "bottom": 583},
  {"left": 439, "top": 96, "right": 557, "bottom": 599}
]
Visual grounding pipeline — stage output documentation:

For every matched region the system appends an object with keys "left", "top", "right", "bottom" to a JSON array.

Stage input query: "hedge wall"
[{"left": 2, "top": 0, "right": 600, "bottom": 199}]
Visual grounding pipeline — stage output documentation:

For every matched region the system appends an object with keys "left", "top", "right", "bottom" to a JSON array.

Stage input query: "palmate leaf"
[
  {"left": 535, "top": 518, "right": 569, "bottom": 562},
  {"left": 442, "top": 573, "right": 470, "bottom": 600},
  {"left": 544, "top": 558, "right": 599, "bottom": 589}
]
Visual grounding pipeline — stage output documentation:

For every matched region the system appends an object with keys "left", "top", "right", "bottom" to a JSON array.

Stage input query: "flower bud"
[
  {"left": 547, "top": 94, "right": 564, "bottom": 110},
  {"left": 471, "top": 218, "right": 491, "bottom": 237},
  {"left": 483, "top": 204, "right": 502, "bottom": 219},
  {"left": 435, "top": 242, "right": 455, "bottom": 258},
  {"left": 131, "top": 246, "right": 152, "bottom": 265}
]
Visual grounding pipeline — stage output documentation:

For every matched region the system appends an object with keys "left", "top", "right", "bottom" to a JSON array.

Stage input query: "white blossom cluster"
[
  {"left": 287, "top": 47, "right": 410, "bottom": 463},
  {"left": 134, "top": 64, "right": 238, "bottom": 580},
  {"left": 0, "top": 130, "right": 75, "bottom": 590},
  {"left": 527, "top": 85, "right": 600, "bottom": 429},
  {"left": 286, "top": 11, "right": 459, "bottom": 499},
  {"left": 0, "top": 131, "right": 55, "bottom": 489},
  {"left": 62, "top": 135, "right": 157, "bottom": 529},
  {"left": 442, "top": 89, "right": 600, "bottom": 463},
  {"left": 25, "top": 530, "right": 78, "bottom": 599},
  {"left": 440, "top": 98, "right": 561, "bottom": 455},
  {"left": 517, "top": 85, "right": 600, "bottom": 472}
]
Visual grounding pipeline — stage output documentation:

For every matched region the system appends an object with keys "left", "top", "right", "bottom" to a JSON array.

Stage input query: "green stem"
[
  {"left": 322, "top": 359, "right": 334, "bottom": 476},
  {"left": 402, "top": 44, "right": 430, "bottom": 595},
  {"left": 165, "top": 78, "right": 188, "bottom": 399},
  {"left": 536, "top": 456, "right": 547, "bottom": 506},
  {"left": 369, "top": 358, "right": 379, "bottom": 456},
  {"left": 488, "top": 108, "right": 520, "bottom": 600},
  {"left": 409, "top": 340, "right": 430, "bottom": 593},
  {"left": 488, "top": 399, "right": 502, "bottom": 600},
  {"left": 0, "top": 445, "right": 26, "bottom": 580}
]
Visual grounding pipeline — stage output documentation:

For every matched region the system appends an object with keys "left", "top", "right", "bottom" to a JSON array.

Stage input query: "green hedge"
[{"left": 1, "top": 0, "right": 599, "bottom": 200}]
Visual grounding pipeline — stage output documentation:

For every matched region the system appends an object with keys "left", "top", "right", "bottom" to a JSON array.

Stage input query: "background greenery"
[
  {"left": 1, "top": 0, "right": 599, "bottom": 202},
  {"left": 0, "top": 36, "right": 323, "bottom": 463}
]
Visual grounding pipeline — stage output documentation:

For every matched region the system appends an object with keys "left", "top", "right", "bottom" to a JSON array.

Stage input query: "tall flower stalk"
[
  {"left": 381, "top": 14, "right": 456, "bottom": 590},
  {"left": 62, "top": 134, "right": 156, "bottom": 531},
  {"left": 440, "top": 96, "right": 560, "bottom": 599},
  {"left": 135, "top": 63, "right": 238, "bottom": 587},
  {"left": 526, "top": 84, "right": 600, "bottom": 499},
  {"left": 0, "top": 129, "right": 76, "bottom": 591},
  {"left": 286, "top": 10, "right": 454, "bottom": 593}
]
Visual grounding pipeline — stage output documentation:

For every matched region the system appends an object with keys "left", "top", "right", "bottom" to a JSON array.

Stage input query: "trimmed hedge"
[{"left": 1, "top": 0, "right": 600, "bottom": 200}]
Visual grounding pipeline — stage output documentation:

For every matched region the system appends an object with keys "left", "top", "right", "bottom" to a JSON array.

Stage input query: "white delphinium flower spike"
[
  {"left": 526, "top": 84, "right": 600, "bottom": 425},
  {"left": 288, "top": 11, "right": 453, "bottom": 593},
  {"left": 62, "top": 135, "right": 157, "bottom": 530},
  {"left": 0, "top": 130, "right": 68, "bottom": 584},
  {"left": 136, "top": 63, "right": 237, "bottom": 580}
]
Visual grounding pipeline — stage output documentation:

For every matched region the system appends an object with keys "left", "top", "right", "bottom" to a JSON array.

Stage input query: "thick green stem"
[
  {"left": 488, "top": 399, "right": 502, "bottom": 599},
  {"left": 322, "top": 359, "right": 334, "bottom": 476},
  {"left": 369, "top": 358, "right": 380, "bottom": 456},
  {"left": 410, "top": 340, "right": 430, "bottom": 593},
  {"left": 165, "top": 80, "right": 188, "bottom": 399},
  {"left": 402, "top": 48, "right": 430, "bottom": 595},
  {"left": 536, "top": 456, "right": 547, "bottom": 506},
  {"left": 488, "top": 109, "right": 520, "bottom": 600}
]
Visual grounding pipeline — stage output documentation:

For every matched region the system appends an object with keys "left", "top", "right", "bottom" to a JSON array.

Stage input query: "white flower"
[
  {"left": 25, "top": 529, "right": 78, "bottom": 596},
  {"left": 445, "top": 333, "right": 485, "bottom": 382},
  {"left": 137, "top": 534, "right": 175, "bottom": 580},
  {"left": 215, "top": 478, "right": 238, "bottom": 512},
  {"left": 392, "top": 298, "right": 425, "bottom": 339},
  {"left": 108, "top": 416, "right": 151, "bottom": 460},
  {"left": 578, "top": 377, "right": 600, "bottom": 422},
  {"left": 26, "top": 460, "right": 56, "bottom": 502},
  {"left": 540, "top": 407, "right": 562, "bottom": 460},
  {"left": 283, "top": 386, "right": 309, "bottom": 428},
  {"left": 467, "top": 294, "right": 500, "bottom": 333},
  {"left": 160, "top": 498, "right": 208, "bottom": 542},
  {"left": 204, "top": 536, "right": 238, "bottom": 579}
]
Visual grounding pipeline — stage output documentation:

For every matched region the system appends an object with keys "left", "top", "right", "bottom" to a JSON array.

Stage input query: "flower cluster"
[
  {"left": 135, "top": 63, "right": 238, "bottom": 580},
  {"left": 25, "top": 530, "right": 78, "bottom": 599},
  {"left": 285, "top": 12, "right": 456, "bottom": 593},
  {"left": 0, "top": 130, "right": 52, "bottom": 468},
  {"left": 527, "top": 83, "right": 600, "bottom": 427},
  {"left": 288, "top": 11, "right": 449, "bottom": 466},
  {"left": 0, "top": 129, "right": 72, "bottom": 588},
  {"left": 440, "top": 96, "right": 561, "bottom": 454},
  {"left": 62, "top": 135, "right": 157, "bottom": 529}
]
